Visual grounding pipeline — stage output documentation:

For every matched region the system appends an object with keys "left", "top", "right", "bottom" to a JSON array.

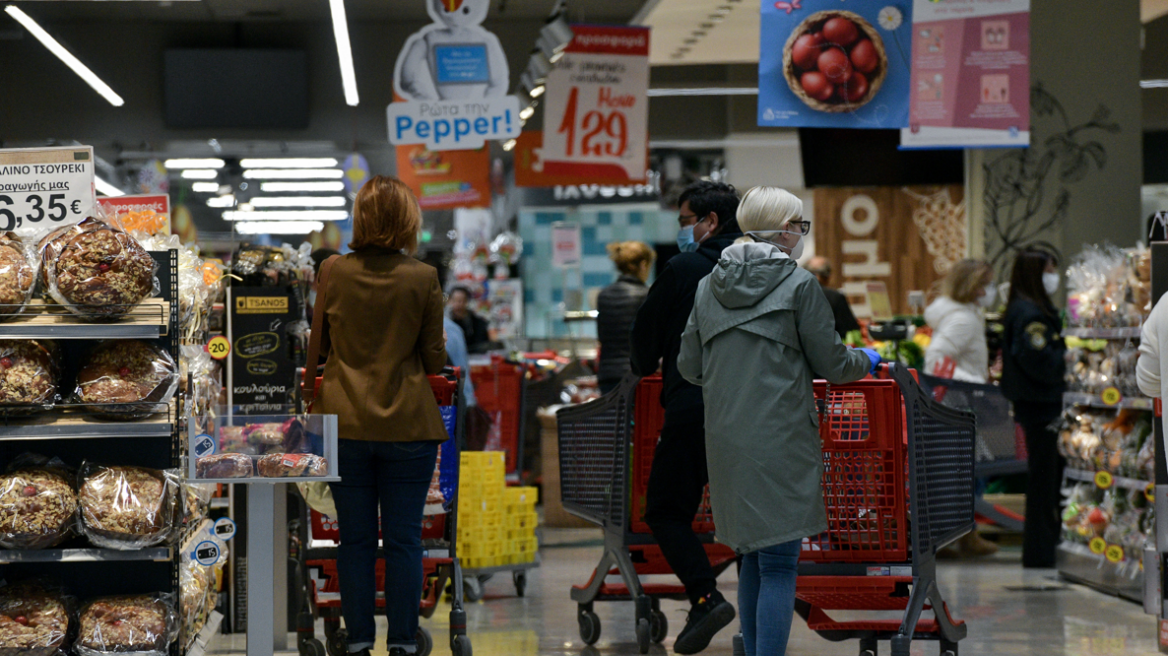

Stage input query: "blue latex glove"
[{"left": 860, "top": 348, "right": 882, "bottom": 374}]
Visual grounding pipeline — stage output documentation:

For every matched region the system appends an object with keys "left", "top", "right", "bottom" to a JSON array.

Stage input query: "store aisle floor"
[{"left": 214, "top": 529, "right": 1158, "bottom": 656}]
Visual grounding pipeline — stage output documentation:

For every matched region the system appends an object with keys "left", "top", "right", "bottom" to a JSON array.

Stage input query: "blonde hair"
[
  {"left": 606, "top": 241, "right": 655, "bottom": 276},
  {"left": 734, "top": 186, "right": 803, "bottom": 244},
  {"left": 349, "top": 175, "right": 421, "bottom": 254},
  {"left": 939, "top": 259, "right": 993, "bottom": 304}
]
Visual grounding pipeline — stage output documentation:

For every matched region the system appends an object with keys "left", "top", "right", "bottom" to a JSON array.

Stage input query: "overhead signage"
[
  {"left": 396, "top": 144, "right": 491, "bottom": 209},
  {"left": 0, "top": 146, "right": 94, "bottom": 238},
  {"left": 540, "top": 25, "right": 650, "bottom": 183},
  {"left": 514, "top": 131, "right": 651, "bottom": 188},
  {"left": 388, "top": 0, "right": 520, "bottom": 151},
  {"left": 901, "top": 0, "right": 1031, "bottom": 149},
  {"left": 99, "top": 193, "right": 170, "bottom": 236},
  {"left": 758, "top": 2, "right": 913, "bottom": 129}
]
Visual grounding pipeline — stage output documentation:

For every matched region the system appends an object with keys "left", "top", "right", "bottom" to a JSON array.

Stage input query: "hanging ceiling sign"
[
  {"left": 388, "top": 0, "right": 521, "bottom": 151},
  {"left": 0, "top": 146, "right": 94, "bottom": 238}
]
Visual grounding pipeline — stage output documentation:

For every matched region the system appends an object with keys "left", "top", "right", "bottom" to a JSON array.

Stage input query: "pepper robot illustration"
[{"left": 394, "top": 0, "right": 510, "bottom": 101}]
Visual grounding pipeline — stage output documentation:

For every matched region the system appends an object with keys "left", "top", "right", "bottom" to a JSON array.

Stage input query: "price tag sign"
[
  {"left": 191, "top": 540, "right": 220, "bottom": 567},
  {"left": 1089, "top": 537, "right": 1107, "bottom": 554},
  {"left": 192, "top": 433, "right": 216, "bottom": 459},
  {"left": 207, "top": 336, "right": 231, "bottom": 361},
  {"left": 540, "top": 25, "right": 650, "bottom": 183},
  {"left": 0, "top": 146, "right": 94, "bottom": 237},
  {"left": 1105, "top": 544, "right": 1125, "bottom": 564},
  {"left": 1094, "top": 471, "right": 1113, "bottom": 490},
  {"left": 213, "top": 517, "right": 236, "bottom": 541},
  {"left": 1100, "top": 387, "right": 1122, "bottom": 406}
]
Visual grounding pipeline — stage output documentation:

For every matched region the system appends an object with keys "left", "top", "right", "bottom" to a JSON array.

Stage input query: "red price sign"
[{"left": 556, "top": 87, "right": 629, "bottom": 159}]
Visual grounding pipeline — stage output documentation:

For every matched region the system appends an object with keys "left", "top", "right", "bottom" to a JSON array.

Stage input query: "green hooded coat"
[{"left": 677, "top": 242, "right": 870, "bottom": 554}]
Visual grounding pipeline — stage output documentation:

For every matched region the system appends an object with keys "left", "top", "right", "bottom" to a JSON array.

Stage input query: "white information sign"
[
  {"left": 551, "top": 223, "right": 581, "bottom": 268},
  {"left": 0, "top": 146, "right": 94, "bottom": 238}
]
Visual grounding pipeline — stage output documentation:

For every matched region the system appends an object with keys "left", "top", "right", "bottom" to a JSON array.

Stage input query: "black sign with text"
[{"left": 228, "top": 287, "right": 298, "bottom": 414}]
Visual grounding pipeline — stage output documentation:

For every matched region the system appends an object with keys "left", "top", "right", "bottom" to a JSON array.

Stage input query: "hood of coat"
[
  {"left": 924, "top": 295, "right": 978, "bottom": 328},
  {"left": 710, "top": 242, "right": 796, "bottom": 309}
]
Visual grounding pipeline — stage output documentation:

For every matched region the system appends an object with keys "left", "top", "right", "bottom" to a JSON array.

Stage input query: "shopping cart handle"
[{"left": 873, "top": 363, "right": 894, "bottom": 379}]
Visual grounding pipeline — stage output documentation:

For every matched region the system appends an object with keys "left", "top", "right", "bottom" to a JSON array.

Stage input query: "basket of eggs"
[{"left": 782, "top": 10, "right": 888, "bottom": 113}]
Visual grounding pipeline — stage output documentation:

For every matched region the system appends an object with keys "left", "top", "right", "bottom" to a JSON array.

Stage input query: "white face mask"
[
  {"left": 747, "top": 230, "right": 804, "bottom": 260},
  {"left": 1043, "top": 272, "right": 1060, "bottom": 296},
  {"left": 977, "top": 284, "right": 996, "bottom": 308}
]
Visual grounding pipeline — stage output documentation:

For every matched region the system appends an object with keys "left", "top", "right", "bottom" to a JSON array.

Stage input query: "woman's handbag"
[{"left": 297, "top": 255, "right": 340, "bottom": 516}]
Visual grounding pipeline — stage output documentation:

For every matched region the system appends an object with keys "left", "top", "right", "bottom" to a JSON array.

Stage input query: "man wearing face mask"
[{"left": 629, "top": 181, "right": 742, "bottom": 654}]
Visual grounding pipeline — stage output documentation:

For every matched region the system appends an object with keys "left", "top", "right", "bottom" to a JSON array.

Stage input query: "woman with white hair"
[{"left": 677, "top": 186, "right": 880, "bottom": 656}]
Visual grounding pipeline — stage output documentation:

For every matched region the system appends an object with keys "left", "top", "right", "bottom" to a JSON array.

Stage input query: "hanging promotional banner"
[
  {"left": 99, "top": 194, "right": 170, "bottom": 236},
  {"left": 540, "top": 25, "right": 650, "bottom": 184},
  {"left": 900, "top": 0, "right": 1030, "bottom": 149},
  {"left": 0, "top": 146, "right": 94, "bottom": 238},
  {"left": 513, "top": 131, "right": 651, "bottom": 188},
  {"left": 758, "top": 2, "right": 913, "bottom": 129},
  {"left": 396, "top": 144, "right": 491, "bottom": 209},
  {"left": 388, "top": 1, "right": 521, "bottom": 151},
  {"left": 341, "top": 153, "right": 370, "bottom": 195}
]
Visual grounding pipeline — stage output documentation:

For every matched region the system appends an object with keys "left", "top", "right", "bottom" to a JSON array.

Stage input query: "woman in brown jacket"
[{"left": 315, "top": 176, "right": 448, "bottom": 656}]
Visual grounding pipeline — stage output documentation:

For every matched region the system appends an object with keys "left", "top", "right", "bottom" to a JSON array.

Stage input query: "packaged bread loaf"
[
  {"left": 76, "top": 340, "right": 177, "bottom": 419},
  {"left": 194, "top": 454, "right": 253, "bottom": 480},
  {"left": 216, "top": 426, "right": 253, "bottom": 455},
  {"left": 75, "top": 594, "right": 175, "bottom": 656},
  {"left": 244, "top": 423, "right": 285, "bottom": 448},
  {"left": 0, "top": 233, "right": 36, "bottom": 321},
  {"left": 0, "top": 580, "right": 74, "bottom": 656},
  {"left": 0, "top": 457, "right": 75, "bottom": 550},
  {"left": 77, "top": 464, "right": 177, "bottom": 550},
  {"left": 40, "top": 217, "right": 155, "bottom": 320},
  {"left": 257, "top": 453, "right": 327, "bottom": 478},
  {"left": 0, "top": 340, "right": 59, "bottom": 415}
]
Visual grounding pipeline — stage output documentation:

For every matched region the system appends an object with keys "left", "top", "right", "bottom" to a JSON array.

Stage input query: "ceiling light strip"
[
  {"left": 243, "top": 169, "right": 345, "bottom": 180},
  {"left": 164, "top": 158, "right": 225, "bottom": 169},
  {"left": 646, "top": 87, "right": 759, "bottom": 97},
  {"left": 94, "top": 176, "right": 125, "bottom": 197},
  {"left": 250, "top": 196, "right": 347, "bottom": 207},
  {"left": 4, "top": 6, "right": 125, "bottom": 107},
  {"left": 260, "top": 181, "right": 346, "bottom": 193},
  {"left": 328, "top": 0, "right": 359, "bottom": 106},
  {"left": 223, "top": 210, "right": 349, "bottom": 221},
  {"left": 235, "top": 221, "right": 325, "bottom": 235},
  {"left": 239, "top": 158, "right": 339, "bottom": 168}
]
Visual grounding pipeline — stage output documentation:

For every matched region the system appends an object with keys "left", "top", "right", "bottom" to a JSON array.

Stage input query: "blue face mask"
[{"left": 677, "top": 217, "right": 707, "bottom": 253}]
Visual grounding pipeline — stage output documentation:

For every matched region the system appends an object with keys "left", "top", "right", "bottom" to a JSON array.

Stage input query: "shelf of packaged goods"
[
  {"left": 1056, "top": 542, "right": 1143, "bottom": 603},
  {"left": 0, "top": 298, "right": 170, "bottom": 339},
  {"left": 209, "top": 497, "right": 229, "bottom": 509},
  {"left": 1062, "top": 326, "right": 1142, "bottom": 339},
  {"left": 1063, "top": 467, "right": 1151, "bottom": 492},
  {"left": 192, "top": 476, "right": 341, "bottom": 485},
  {"left": 185, "top": 610, "right": 224, "bottom": 656},
  {"left": 0, "top": 547, "right": 172, "bottom": 563},
  {"left": 0, "top": 402, "right": 174, "bottom": 440},
  {"left": 180, "top": 519, "right": 214, "bottom": 555},
  {"left": 1062, "top": 392, "right": 1154, "bottom": 411}
]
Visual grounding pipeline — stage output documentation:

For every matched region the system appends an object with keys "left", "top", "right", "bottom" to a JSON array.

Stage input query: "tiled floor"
[{"left": 212, "top": 528, "right": 1161, "bottom": 655}]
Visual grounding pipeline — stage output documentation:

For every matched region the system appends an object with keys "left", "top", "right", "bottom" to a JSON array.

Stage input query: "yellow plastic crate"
[
  {"left": 516, "top": 537, "right": 538, "bottom": 554},
  {"left": 504, "top": 486, "right": 539, "bottom": 507},
  {"left": 509, "top": 511, "right": 538, "bottom": 530},
  {"left": 458, "top": 526, "right": 484, "bottom": 543},
  {"left": 482, "top": 526, "right": 501, "bottom": 543}
]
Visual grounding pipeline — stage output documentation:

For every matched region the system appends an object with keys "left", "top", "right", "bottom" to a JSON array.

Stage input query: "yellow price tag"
[
  {"left": 1147, "top": 483, "right": 1156, "bottom": 503},
  {"left": 1094, "top": 471, "right": 1113, "bottom": 490},
  {"left": 1089, "top": 537, "right": 1107, "bottom": 554},
  {"left": 207, "top": 336, "right": 231, "bottom": 361},
  {"left": 1105, "top": 544, "right": 1125, "bottom": 564},
  {"left": 1100, "top": 387, "right": 1122, "bottom": 406}
]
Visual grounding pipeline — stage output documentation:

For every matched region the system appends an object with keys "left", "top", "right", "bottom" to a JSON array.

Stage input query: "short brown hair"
[
  {"left": 940, "top": 259, "right": 993, "bottom": 304},
  {"left": 606, "top": 241, "right": 655, "bottom": 276},
  {"left": 349, "top": 175, "right": 421, "bottom": 253}
]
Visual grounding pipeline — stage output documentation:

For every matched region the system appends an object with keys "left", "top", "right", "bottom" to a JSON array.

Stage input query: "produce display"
[
  {"left": 0, "top": 340, "right": 59, "bottom": 414},
  {"left": 1064, "top": 338, "right": 1140, "bottom": 396},
  {"left": 783, "top": 10, "right": 887, "bottom": 112},
  {"left": 76, "top": 340, "right": 178, "bottom": 419},
  {"left": 0, "top": 233, "right": 37, "bottom": 319},
  {"left": 77, "top": 464, "right": 177, "bottom": 550},
  {"left": 75, "top": 594, "right": 176, "bottom": 656},
  {"left": 0, "top": 458, "right": 75, "bottom": 550},
  {"left": 1056, "top": 408, "right": 1153, "bottom": 479},
  {"left": 39, "top": 218, "right": 156, "bottom": 320},
  {"left": 1065, "top": 244, "right": 1151, "bottom": 328},
  {"left": 0, "top": 581, "right": 73, "bottom": 656},
  {"left": 1061, "top": 483, "right": 1153, "bottom": 566}
]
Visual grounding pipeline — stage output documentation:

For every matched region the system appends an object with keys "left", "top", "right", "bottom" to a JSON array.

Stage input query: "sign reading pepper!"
[
  {"left": 388, "top": 0, "right": 521, "bottom": 151},
  {"left": 540, "top": 25, "right": 650, "bottom": 184}
]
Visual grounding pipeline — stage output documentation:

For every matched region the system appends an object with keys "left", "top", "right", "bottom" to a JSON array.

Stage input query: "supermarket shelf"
[
  {"left": 1057, "top": 542, "right": 1143, "bottom": 603},
  {"left": 1063, "top": 326, "right": 1142, "bottom": 339},
  {"left": 210, "top": 497, "right": 229, "bottom": 509},
  {"left": 0, "top": 298, "right": 170, "bottom": 339},
  {"left": 185, "top": 610, "right": 224, "bottom": 656},
  {"left": 180, "top": 519, "right": 214, "bottom": 554},
  {"left": 1064, "top": 467, "right": 1151, "bottom": 491},
  {"left": 193, "top": 476, "right": 340, "bottom": 485},
  {"left": 0, "top": 402, "right": 174, "bottom": 440},
  {"left": 0, "top": 547, "right": 172, "bottom": 563},
  {"left": 1062, "top": 392, "right": 1154, "bottom": 411}
]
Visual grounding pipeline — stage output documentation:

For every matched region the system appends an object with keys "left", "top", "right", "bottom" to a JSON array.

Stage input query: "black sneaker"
[
  {"left": 673, "top": 592, "right": 736, "bottom": 654},
  {"left": 387, "top": 649, "right": 410, "bottom": 656}
]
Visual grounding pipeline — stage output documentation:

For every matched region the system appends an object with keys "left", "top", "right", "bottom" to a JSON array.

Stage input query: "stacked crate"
[
  {"left": 457, "top": 452, "right": 539, "bottom": 568},
  {"left": 503, "top": 486, "right": 539, "bottom": 564}
]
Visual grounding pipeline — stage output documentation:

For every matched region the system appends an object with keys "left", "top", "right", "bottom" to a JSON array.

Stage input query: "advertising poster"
[
  {"left": 228, "top": 287, "right": 298, "bottom": 414},
  {"left": 758, "top": 1, "right": 913, "bottom": 129},
  {"left": 396, "top": 144, "right": 491, "bottom": 209},
  {"left": 540, "top": 25, "right": 650, "bottom": 184},
  {"left": 388, "top": 0, "right": 520, "bottom": 151},
  {"left": 99, "top": 194, "right": 170, "bottom": 236},
  {"left": 901, "top": 0, "right": 1030, "bottom": 149},
  {"left": 551, "top": 223, "right": 581, "bottom": 268},
  {"left": 514, "top": 131, "right": 650, "bottom": 187}
]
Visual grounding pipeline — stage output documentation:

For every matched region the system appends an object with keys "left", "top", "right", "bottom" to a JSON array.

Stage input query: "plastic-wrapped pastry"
[
  {"left": 75, "top": 594, "right": 175, "bottom": 656},
  {"left": 76, "top": 340, "right": 177, "bottom": 419},
  {"left": 257, "top": 454, "right": 327, "bottom": 478},
  {"left": 0, "top": 233, "right": 36, "bottom": 320},
  {"left": 77, "top": 464, "right": 177, "bottom": 550},
  {"left": 40, "top": 217, "right": 156, "bottom": 320},
  {"left": 0, "top": 340, "right": 60, "bottom": 415},
  {"left": 0, "top": 460, "right": 75, "bottom": 550},
  {"left": 195, "top": 454, "right": 253, "bottom": 479},
  {"left": 0, "top": 580, "right": 74, "bottom": 656}
]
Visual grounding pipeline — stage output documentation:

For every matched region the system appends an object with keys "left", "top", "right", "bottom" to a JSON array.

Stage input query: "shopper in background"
[
  {"left": 1001, "top": 247, "right": 1066, "bottom": 569},
  {"left": 447, "top": 286, "right": 492, "bottom": 353},
  {"left": 805, "top": 256, "right": 861, "bottom": 340},
  {"left": 443, "top": 317, "right": 478, "bottom": 408},
  {"left": 596, "top": 241, "right": 655, "bottom": 395},
  {"left": 678, "top": 186, "right": 878, "bottom": 656},
  {"left": 1138, "top": 291, "right": 1168, "bottom": 405},
  {"left": 313, "top": 176, "right": 448, "bottom": 656},
  {"left": 923, "top": 258, "right": 999, "bottom": 557},
  {"left": 630, "top": 181, "right": 742, "bottom": 654}
]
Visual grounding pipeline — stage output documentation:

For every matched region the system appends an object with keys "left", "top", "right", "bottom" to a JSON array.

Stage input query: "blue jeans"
[
  {"left": 329, "top": 439, "right": 439, "bottom": 653},
  {"left": 738, "top": 540, "right": 801, "bottom": 656}
]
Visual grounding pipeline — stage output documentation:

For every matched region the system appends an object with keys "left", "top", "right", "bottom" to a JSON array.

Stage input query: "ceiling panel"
[{"left": 636, "top": 0, "right": 757, "bottom": 66}]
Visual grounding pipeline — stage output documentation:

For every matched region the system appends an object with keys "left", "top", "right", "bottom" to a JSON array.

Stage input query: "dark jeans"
[
  {"left": 1021, "top": 420, "right": 1064, "bottom": 568},
  {"left": 329, "top": 439, "right": 439, "bottom": 652},
  {"left": 644, "top": 405, "right": 718, "bottom": 604}
]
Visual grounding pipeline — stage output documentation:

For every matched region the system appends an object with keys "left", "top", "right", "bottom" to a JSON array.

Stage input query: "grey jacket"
[{"left": 678, "top": 242, "right": 870, "bottom": 554}]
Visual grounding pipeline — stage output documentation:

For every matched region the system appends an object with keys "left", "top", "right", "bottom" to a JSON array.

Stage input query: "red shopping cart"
[
  {"left": 469, "top": 356, "right": 526, "bottom": 481},
  {"left": 297, "top": 370, "right": 472, "bottom": 656},
  {"left": 555, "top": 374, "right": 738, "bottom": 654}
]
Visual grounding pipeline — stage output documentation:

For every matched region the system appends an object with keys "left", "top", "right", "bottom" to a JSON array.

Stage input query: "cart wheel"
[
  {"left": 299, "top": 638, "right": 326, "bottom": 656},
  {"left": 416, "top": 627, "right": 433, "bottom": 656},
  {"left": 732, "top": 633, "right": 746, "bottom": 656},
  {"left": 649, "top": 610, "right": 668, "bottom": 644},
  {"left": 463, "top": 577, "right": 483, "bottom": 602},
  {"left": 325, "top": 629, "right": 347, "bottom": 656},
  {"left": 859, "top": 636, "right": 878, "bottom": 656},
  {"left": 513, "top": 570, "right": 527, "bottom": 597},
  {"left": 939, "top": 638, "right": 958, "bottom": 656},
  {"left": 578, "top": 610, "right": 601, "bottom": 645},
  {"left": 452, "top": 634, "right": 472, "bottom": 656},
  {"left": 890, "top": 635, "right": 911, "bottom": 656},
  {"left": 636, "top": 618, "right": 651, "bottom": 654}
]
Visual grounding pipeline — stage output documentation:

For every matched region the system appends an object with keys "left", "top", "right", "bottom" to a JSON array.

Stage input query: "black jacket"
[
  {"left": 630, "top": 232, "right": 741, "bottom": 414},
  {"left": 821, "top": 285, "right": 861, "bottom": 339},
  {"left": 1001, "top": 298, "right": 1066, "bottom": 422},
  {"left": 453, "top": 311, "right": 492, "bottom": 354},
  {"left": 596, "top": 274, "right": 648, "bottom": 385}
]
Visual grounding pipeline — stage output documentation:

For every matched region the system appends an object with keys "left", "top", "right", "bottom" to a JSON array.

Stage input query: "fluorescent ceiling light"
[
  {"left": 4, "top": 6, "right": 124, "bottom": 107},
  {"left": 182, "top": 169, "right": 219, "bottom": 180},
  {"left": 234, "top": 220, "right": 325, "bottom": 235},
  {"left": 243, "top": 169, "right": 344, "bottom": 180},
  {"left": 191, "top": 182, "right": 222, "bottom": 193},
  {"left": 207, "top": 195, "right": 236, "bottom": 208},
  {"left": 260, "top": 181, "right": 346, "bottom": 193},
  {"left": 251, "top": 196, "right": 347, "bottom": 207},
  {"left": 647, "top": 87, "right": 758, "bottom": 97},
  {"left": 328, "top": 0, "right": 359, "bottom": 106},
  {"left": 502, "top": 139, "right": 517, "bottom": 152},
  {"left": 223, "top": 210, "right": 349, "bottom": 221},
  {"left": 94, "top": 176, "right": 125, "bottom": 197},
  {"left": 1142, "top": 79, "right": 1168, "bottom": 88},
  {"left": 239, "top": 157, "right": 339, "bottom": 168},
  {"left": 530, "top": 83, "right": 546, "bottom": 98},
  {"left": 519, "top": 105, "right": 536, "bottom": 120},
  {"left": 163, "top": 158, "right": 225, "bottom": 169}
]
